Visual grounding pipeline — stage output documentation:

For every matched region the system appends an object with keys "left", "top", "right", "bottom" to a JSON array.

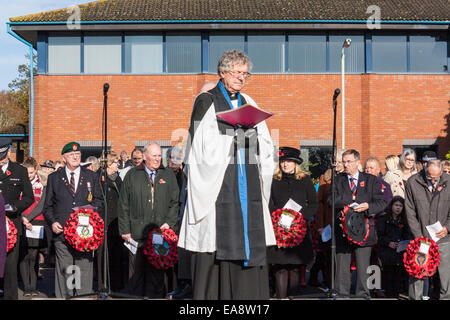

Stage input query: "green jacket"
[{"left": 118, "top": 162, "right": 179, "bottom": 245}]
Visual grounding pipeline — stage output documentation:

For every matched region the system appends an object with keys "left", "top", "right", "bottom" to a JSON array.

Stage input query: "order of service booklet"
[{"left": 216, "top": 104, "right": 274, "bottom": 128}]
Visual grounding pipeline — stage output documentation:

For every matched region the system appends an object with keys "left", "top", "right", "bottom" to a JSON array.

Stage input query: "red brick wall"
[{"left": 32, "top": 74, "right": 450, "bottom": 166}]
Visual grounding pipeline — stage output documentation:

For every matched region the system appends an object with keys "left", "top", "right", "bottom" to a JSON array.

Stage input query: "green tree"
[{"left": 8, "top": 53, "right": 37, "bottom": 117}]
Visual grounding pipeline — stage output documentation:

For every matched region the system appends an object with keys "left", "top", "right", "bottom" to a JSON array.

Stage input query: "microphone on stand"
[
  {"left": 103, "top": 83, "right": 110, "bottom": 96},
  {"left": 333, "top": 88, "right": 340, "bottom": 101}
]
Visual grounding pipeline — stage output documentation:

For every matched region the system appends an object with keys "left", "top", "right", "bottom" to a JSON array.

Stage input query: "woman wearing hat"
[{"left": 268, "top": 147, "right": 318, "bottom": 298}]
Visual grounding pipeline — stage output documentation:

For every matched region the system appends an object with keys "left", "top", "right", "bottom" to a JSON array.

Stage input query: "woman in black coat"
[
  {"left": 96, "top": 151, "right": 126, "bottom": 292},
  {"left": 268, "top": 147, "right": 318, "bottom": 298},
  {"left": 376, "top": 196, "right": 412, "bottom": 297}
]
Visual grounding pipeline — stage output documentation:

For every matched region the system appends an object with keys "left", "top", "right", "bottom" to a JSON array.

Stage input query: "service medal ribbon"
[{"left": 87, "top": 181, "right": 93, "bottom": 202}]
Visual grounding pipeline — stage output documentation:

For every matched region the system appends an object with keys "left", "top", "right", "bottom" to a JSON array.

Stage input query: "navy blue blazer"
[
  {"left": 330, "top": 171, "right": 387, "bottom": 247},
  {"left": 43, "top": 166, "right": 104, "bottom": 241}
]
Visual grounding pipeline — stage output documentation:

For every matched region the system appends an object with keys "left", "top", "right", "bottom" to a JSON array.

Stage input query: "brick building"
[{"left": 7, "top": 0, "right": 450, "bottom": 177}]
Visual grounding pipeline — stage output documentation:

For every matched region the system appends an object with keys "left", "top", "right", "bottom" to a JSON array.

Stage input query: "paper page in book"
[{"left": 216, "top": 104, "right": 274, "bottom": 127}]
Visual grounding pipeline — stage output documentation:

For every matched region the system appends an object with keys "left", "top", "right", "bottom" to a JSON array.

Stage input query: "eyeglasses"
[
  {"left": 404, "top": 158, "right": 415, "bottom": 162},
  {"left": 228, "top": 70, "right": 251, "bottom": 79},
  {"left": 342, "top": 160, "right": 357, "bottom": 165},
  {"left": 444, "top": 170, "right": 450, "bottom": 174}
]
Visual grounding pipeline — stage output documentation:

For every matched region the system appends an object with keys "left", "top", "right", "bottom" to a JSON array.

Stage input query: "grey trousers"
[
  {"left": 409, "top": 241, "right": 450, "bottom": 300},
  {"left": 54, "top": 241, "right": 93, "bottom": 298},
  {"left": 335, "top": 246, "right": 372, "bottom": 298}
]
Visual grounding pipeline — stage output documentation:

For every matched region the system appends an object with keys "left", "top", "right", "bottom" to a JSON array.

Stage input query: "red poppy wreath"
[
  {"left": 64, "top": 208, "right": 104, "bottom": 252},
  {"left": 6, "top": 217, "right": 17, "bottom": 253},
  {"left": 403, "top": 237, "right": 440, "bottom": 279},
  {"left": 271, "top": 208, "right": 307, "bottom": 248},
  {"left": 143, "top": 228, "right": 178, "bottom": 270}
]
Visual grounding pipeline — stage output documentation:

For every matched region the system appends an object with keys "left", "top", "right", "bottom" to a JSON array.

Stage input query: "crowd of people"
[{"left": 0, "top": 49, "right": 449, "bottom": 301}]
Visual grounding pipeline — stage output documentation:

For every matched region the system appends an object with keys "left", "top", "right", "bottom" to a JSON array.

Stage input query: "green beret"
[{"left": 61, "top": 142, "right": 81, "bottom": 155}]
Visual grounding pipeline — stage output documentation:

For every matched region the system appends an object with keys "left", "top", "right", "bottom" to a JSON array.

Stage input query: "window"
[
  {"left": 372, "top": 34, "right": 407, "bottom": 73},
  {"left": 248, "top": 34, "right": 285, "bottom": 73},
  {"left": 329, "top": 34, "right": 365, "bottom": 73},
  {"left": 402, "top": 140, "right": 438, "bottom": 165},
  {"left": 410, "top": 33, "right": 448, "bottom": 73},
  {"left": 208, "top": 34, "right": 245, "bottom": 73},
  {"left": 84, "top": 35, "right": 122, "bottom": 74},
  {"left": 125, "top": 35, "right": 163, "bottom": 73},
  {"left": 166, "top": 34, "right": 201, "bottom": 73},
  {"left": 48, "top": 36, "right": 81, "bottom": 74},
  {"left": 288, "top": 34, "right": 326, "bottom": 73}
]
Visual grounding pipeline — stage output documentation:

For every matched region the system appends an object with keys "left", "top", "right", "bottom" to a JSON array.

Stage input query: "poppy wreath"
[
  {"left": 339, "top": 208, "right": 370, "bottom": 246},
  {"left": 64, "top": 208, "right": 104, "bottom": 252},
  {"left": 143, "top": 228, "right": 178, "bottom": 270},
  {"left": 271, "top": 208, "right": 307, "bottom": 248},
  {"left": 6, "top": 217, "right": 17, "bottom": 253},
  {"left": 403, "top": 237, "right": 440, "bottom": 279}
]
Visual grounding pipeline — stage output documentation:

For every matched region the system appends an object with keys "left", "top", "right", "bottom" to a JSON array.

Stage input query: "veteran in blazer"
[
  {"left": 330, "top": 149, "right": 386, "bottom": 298},
  {"left": 43, "top": 142, "right": 103, "bottom": 298},
  {"left": 0, "top": 138, "right": 34, "bottom": 300}
]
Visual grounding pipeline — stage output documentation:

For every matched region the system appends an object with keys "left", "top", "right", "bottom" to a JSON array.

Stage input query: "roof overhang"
[{"left": 9, "top": 20, "right": 449, "bottom": 48}]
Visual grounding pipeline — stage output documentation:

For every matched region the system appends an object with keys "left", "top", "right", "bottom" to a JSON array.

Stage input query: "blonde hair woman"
[
  {"left": 383, "top": 154, "right": 405, "bottom": 198},
  {"left": 268, "top": 147, "right": 318, "bottom": 298}
]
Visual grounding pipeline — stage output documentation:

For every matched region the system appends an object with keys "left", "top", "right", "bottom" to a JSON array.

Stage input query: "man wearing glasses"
[
  {"left": 178, "top": 50, "right": 276, "bottom": 300},
  {"left": 405, "top": 159, "right": 450, "bottom": 300},
  {"left": 43, "top": 142, "right": 103, "bottom": 298},
  {"left": 332, "top": 149, "right": 386, "bottom": 298}
]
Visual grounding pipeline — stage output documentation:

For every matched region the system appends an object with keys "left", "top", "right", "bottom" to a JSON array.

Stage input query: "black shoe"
[
  {"left": 23, "top": 291, "right": 32, "bottom": 298},
  {"left": 173, "top": 284, "right": 193, "bottom": 299}
]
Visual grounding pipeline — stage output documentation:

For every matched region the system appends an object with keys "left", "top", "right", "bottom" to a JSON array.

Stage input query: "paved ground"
[{"left": 17, "top": 266, "right": 409, "bottom": 301}]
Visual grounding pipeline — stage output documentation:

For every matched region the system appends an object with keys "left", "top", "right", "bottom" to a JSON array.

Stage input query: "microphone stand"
[{"left": 289, "top": 89, "right": 340, "bottom": 300}]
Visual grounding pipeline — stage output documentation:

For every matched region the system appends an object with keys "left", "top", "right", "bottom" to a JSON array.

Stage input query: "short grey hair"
[
  {"left": 426, "top": 159, "right": 442, "bottom": 172},
  {"left": 399, "top": 148, "right": 416, "bottom": 170},
  {"left": 217, "top": 49, "right": 253, "bottom": 75},
  {"left": 143, "top": 142, "right": 161, "bottom": 154},
  {"left": 167, "top": 145, "right": 185, "bottom": 165}
]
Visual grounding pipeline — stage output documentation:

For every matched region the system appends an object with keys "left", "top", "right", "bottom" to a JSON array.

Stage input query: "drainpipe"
[{"left": 6, "top": 22, "right": 34, "bottom": 157}]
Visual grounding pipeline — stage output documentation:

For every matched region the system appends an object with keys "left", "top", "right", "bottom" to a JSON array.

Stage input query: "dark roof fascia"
[{"left": 9, "top": 20, "right": 449, "bottom": 47}]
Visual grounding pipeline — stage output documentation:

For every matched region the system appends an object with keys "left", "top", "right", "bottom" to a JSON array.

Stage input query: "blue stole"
[{"left": 218, "top": 80, "right": 251, "bottom": 266}]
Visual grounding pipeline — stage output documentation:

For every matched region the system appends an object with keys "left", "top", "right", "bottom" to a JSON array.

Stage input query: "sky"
[{"left": 0, "top": 0, "right": 89, "bottom": 91}]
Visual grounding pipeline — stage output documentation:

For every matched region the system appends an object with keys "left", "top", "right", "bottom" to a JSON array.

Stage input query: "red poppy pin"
[
  {"left": 399, "top": 224, "right": 404, "bottom": 229},
  {"left": 159, "top": 179, "right": 166, "bottom": 184},
  {"left": 437, "top": 186, "right": 443, "bottom": 192},
  {"left": 359, "top": 181, "right": 365, "bottom": 188},
  {"left": 399, "top": 181, "right": 402, "bottom": 186},
  {"left": 6, "top": 170, "right": 11, "bottom": 176},
  {"left": 278, "top": 151, "right": 284, "bottom": 157}
]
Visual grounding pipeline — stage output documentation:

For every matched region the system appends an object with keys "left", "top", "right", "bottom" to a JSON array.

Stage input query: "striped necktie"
[
  {"left": 70, "top": 172, "right": 76, "bottom": 195},
  {"left": 150, "top": 171, "right": 155, "bottom": 184},
  {"left": 350, "top": 178, "right": 357, "bottom": 194}
]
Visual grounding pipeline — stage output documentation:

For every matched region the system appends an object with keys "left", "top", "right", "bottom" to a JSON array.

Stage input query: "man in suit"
[
  {"left": 331, "top": 149, "right": 386, "bottom": 298},
  {"left": 43, "top": 142, "right": 103, "bottom": 298},
  {"left": 118, "top": 142, "right": 179, "bottom": 298},
  {"left": 0, "top": 138, "right": 34, "bottom": 299}
]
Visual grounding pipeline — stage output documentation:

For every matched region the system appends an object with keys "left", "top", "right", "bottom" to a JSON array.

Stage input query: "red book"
[{"left": 216, "top": 104, "right": 274, "bottom": 127}]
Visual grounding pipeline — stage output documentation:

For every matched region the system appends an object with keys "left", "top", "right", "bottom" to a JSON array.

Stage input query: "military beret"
[
  {"left": 61, "top": 142, "right": 81, "bottom": 155},
  {"left": 0, "top": 137, "right": 12, "bottom": 160}
]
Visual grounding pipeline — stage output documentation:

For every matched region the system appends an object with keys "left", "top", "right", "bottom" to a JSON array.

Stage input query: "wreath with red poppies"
[
  {"left": 339, "top": 208, "right": 370, "bottom": 246},
  {"left": 6, "top": 217, "right": 17, "bottom": 253},
  {"left": 271, "top": 208, "right": 307, "bottom": 248},
  {"left": 64, "top": 208, "right": 104, "bottom": 252},
  {"left": 403, "top": 237, "right": 440, "bottom": 279},
  {"left": 143, "top": 228, "right": 178, "bottom": 270}
]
